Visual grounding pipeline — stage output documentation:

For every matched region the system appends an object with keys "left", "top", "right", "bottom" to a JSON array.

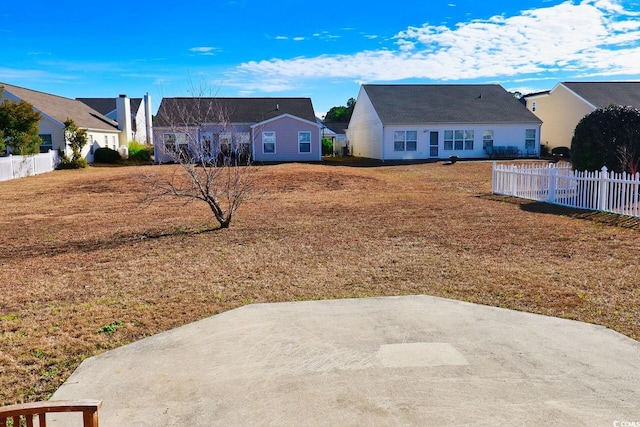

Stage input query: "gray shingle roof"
[
  {"left": 322, "top": 121, "right": 348, "bottom": 134},
  {"left": 77, "top": 97, "right": 143, "bottom": 116},
  {"left": 562, "top": 82, "right": 640, "bottom": 108},
  {"left": 154, "top": 97, "right": 317, "bottom": 127},
  {"left": 0, "top": 83, "right": 119, "bottom": 131},
  {"left": 363, "top": 84, "right": 541, "bottom": 124}
]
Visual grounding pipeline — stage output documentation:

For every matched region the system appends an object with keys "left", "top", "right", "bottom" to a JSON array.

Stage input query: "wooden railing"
[{"left": 0, "top": 400, "right": 102, "bottom": 427}]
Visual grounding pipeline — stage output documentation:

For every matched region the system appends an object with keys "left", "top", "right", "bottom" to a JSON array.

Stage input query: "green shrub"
[
  {"left": 322, "top": 138, "right": 333, "bottom": 156},
  {"left": 540, "top": 144, "right": 550, "bottom": 158},
  {"left": 94, "top": 147, "right": 121, "bottom": 164},
  {"left": 551, "top": 147, "right": 571, "bottom": 158},
  {"left": 56, "top": 150, "right": 88, "bottom": 169},
  {"left": 128, "top": 141, "right": 152, "bottom": 163},
  {"left": 571, "top": 105, "right": 640, "bottom": 172}
]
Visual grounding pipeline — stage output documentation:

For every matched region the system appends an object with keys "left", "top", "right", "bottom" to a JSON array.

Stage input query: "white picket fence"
[
  {"left": 0, "top": 150, "right": 60, "bottom": 182},
  {"left": 492, "top": 162, "right": 640, "bottom": 217}
]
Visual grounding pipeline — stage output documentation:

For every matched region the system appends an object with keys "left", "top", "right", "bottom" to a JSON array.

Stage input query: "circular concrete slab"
[{"left": 50, "top": 296, "right": 640, "bottom": 426}]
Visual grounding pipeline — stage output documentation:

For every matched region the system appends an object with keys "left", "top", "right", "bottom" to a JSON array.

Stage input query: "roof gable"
[
  {"left": 561, "top": 82, "right": 640, "bottom": 109},
  {"left": 154, "top": 97, "right": 317, "bottom": 127},
  {"left": 363, "top": 84, "right": 541, "bottom": 124},
  {"left": 0, "top": 83, "right": 119, "bottom": 131},
  {"left": 251, "top": 113, "right": 320, "bottom": 128},
  {"left": 322, "top": 121, "right": 348, "bottom": 134}
]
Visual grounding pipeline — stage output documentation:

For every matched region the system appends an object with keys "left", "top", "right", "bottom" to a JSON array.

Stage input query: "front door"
[{"left": 429, "top": 131, "right": 439, "bottom": 157}]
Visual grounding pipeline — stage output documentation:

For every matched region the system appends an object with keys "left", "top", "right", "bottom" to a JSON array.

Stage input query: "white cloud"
[
  {"left": 189, "top": 47, "right": 218, "bottom": 56},
  {"left": 231, "top": 0, "right": 640, "bottom": 90}
]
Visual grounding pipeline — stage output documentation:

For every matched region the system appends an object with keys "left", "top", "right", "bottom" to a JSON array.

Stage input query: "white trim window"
[
  {"left": 219, "top": 132, "right": 232, "bottom": 156},
  {"left": 200, "top": 133, "right": 213, "bottom": 159},
  {"left": 393, "top": 130, "right": 417, "bottom": 151},
  {"left": 235, "top": 132, "right": 250, "bottom": 158},
  {"left": 298, "top": 131, "right": 311, "bottom": 153},
  {"left": 444, "top": 130, "right": 474, "bottom": 151},
  {"left": 525, "top": 129, "right": 537, "bottom": 151},
  {"left": 163, "top": 132, "right": 188, "bottom": 154},
  {"left": 483, "top": 130, "right": 494, "bottom": 149},
  {"left": 263, "top": 131, "right": 276, "bottom": 154},
  {"left": 39, "top": 134, "right": 53, "bottom": 153}
]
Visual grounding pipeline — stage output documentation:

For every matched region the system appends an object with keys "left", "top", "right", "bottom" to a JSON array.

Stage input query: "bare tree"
[{"left": 145, "top": 92, "right": 259, "bottom": 229}]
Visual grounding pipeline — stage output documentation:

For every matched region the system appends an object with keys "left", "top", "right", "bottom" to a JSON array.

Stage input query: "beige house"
[
  {"left": 0, "top": 82, "right": 122, "bottom": 162},
  {"left": 523, "top": 82, "right": 640, "bottom": 152}
]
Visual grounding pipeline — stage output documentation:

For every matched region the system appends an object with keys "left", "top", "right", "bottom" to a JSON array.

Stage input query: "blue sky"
[{"left": 1, "top": 0, "right": 639, "bottom": 118}]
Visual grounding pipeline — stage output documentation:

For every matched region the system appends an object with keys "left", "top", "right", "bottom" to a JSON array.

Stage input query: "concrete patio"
[{"left": 50, "top": 295, "right": 640, "bottom": 426}]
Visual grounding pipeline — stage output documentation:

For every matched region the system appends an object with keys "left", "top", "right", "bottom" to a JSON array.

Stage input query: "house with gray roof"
[
  {"left": 78, "top": 94, "right": 153, "bottom": 145},
  {"left": 523, "top": 82, "right": 640, "bottom": 151},
  {"left": 153, "top": 97, "right": 321, "bottom": 163},
  {"left": 347, "top": 84, "right": 542, "bottom": 161},
  {"left": 0, "top": 82, "right": 122, "bottom": 162}
]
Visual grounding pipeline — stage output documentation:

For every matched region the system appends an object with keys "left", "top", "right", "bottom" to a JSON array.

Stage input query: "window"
[
  {"left": 444, "top": 130, "right": 453, "bottom": 151},
  {"left": 263, "top": 131, "right": 275, "bottom": 153},
  {"left": 112, "top": 136, "right": 116, "bottom": 149},
  {"left": 163, "top": 133, "right": 188, "bottom": 154},
  {"left": 299, "top": 131, "right": 311, "bottom": 153},
  {"left": 532, "top": 101, "right": 537, "bottom": 112},
  {"left": 464, "top": 130, "right": 474, "bottom": 150},
  {"left": 39, "top": 134, "right": 53, "bottom": 153},
  {"left": 483, "top": 130, "right": 494, "bottom": 149},
  {"left": 104, "top": 135, "right": 108, "bottom": 148},
  {"left": 525, "top": 129, "right": 536, "bottom": 150},
  {"left": 201, "top": 133, "right": 213, "bottom": 158},
  {"left": 235, "top": 132, "right": 251, "bottom": 161},
  {"left": 393, "top": 130, "right": 417, "bottom": 151},
  {"left": 219, "top": 132, "right": 232, "bottom": 156},
  {"left": 444, "top": 130, "right": 474, "bottom": 151}
]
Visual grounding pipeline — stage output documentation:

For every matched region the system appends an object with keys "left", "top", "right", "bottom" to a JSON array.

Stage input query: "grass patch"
[{"left": 0, "top": 161, "right": 638, "bottom": 405}]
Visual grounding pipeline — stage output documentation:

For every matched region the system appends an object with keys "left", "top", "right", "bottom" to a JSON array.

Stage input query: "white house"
[
  {"left": 153, "top": 97, "right": 322, "bottom": 163},
  {"left": 523, "top": 82, "right": 640, "bottom": 152},
  {"left": 0, "top": 82, "right": 121, "bottom": 162},
  {"left": 77, "top": 94, "right": 153, "bottom": 146},
  {"left": 347, "top": 84, "right": 542, "bottom": 161}
]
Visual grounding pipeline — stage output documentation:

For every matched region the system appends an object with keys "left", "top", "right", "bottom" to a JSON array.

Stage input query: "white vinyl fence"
[
  {"left": 0, "top": 151, "right": 60, "bottom": 182},
  {"left": 492, "top": 162, "right": 640, "bottom": 217}
]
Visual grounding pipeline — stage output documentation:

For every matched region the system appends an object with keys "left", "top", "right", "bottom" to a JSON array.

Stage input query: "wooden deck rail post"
[{"left": 0, "top": 399, "right": 102, "bottom": 427}]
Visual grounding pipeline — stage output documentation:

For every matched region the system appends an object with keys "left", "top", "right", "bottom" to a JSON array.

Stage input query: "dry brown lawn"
[{"left": 1, "top": 160, "right": 639, "bottom": 405}]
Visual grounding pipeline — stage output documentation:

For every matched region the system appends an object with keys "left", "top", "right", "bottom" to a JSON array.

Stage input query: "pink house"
[{"left": 153, "top": 97, "right": 321, "bottom": 163}]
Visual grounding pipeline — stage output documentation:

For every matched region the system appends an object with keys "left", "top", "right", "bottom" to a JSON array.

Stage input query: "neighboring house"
[
  {"left": 77, "top": 94, "right": 153, "bottom": 145},
  {"left": 321, "top": 121, "right": 349, "bottom": 156},
  {"left": 523, "top": 82, "right": 640, "bottom": 152},
  {"left": 347, "top": 84, "right": 542, "bottom": 161},
  {"left": 0, "top": 82, "right": 121, "bottom": 162},
  {"left": 153, "top": 97, "right": 321, "bottom": 163}
]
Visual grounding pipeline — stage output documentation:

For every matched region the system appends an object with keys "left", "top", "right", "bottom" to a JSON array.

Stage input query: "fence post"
[
  {"left": 598, "top": 166, "right": 609, "bottom": 212},
  {"left": 547, "top": 165, "right": 557, "bottom": 203},
  {"left": 9, "top": 154, "right": 14, "bottom": 179},
  {"left": 492, "top": 161, "right": 496, "bottom": 193}
]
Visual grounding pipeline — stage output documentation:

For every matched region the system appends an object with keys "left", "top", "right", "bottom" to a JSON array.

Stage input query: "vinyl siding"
[
  {"left": 347, "top": 88, "right": 383, "bottom": 159},
  {"left": 526, "top": 84, "right": 596, "bottom": 150},
  {"left": 382, "top": 123, "right": 540, "bottom": 160},
  {"left": 252, "top": 116, "right": 321, "bottom": 162}
]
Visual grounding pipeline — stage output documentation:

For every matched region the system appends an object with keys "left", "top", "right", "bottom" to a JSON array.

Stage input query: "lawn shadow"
[
  {"left": 0, "top": 226, "right": 222, "bottom": 262},
  {"left": 478, "top": 193, "right": 640, "bottom": 231},
  {"left": 321, "top": 156, "right": 439, "bottom": 168}
]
